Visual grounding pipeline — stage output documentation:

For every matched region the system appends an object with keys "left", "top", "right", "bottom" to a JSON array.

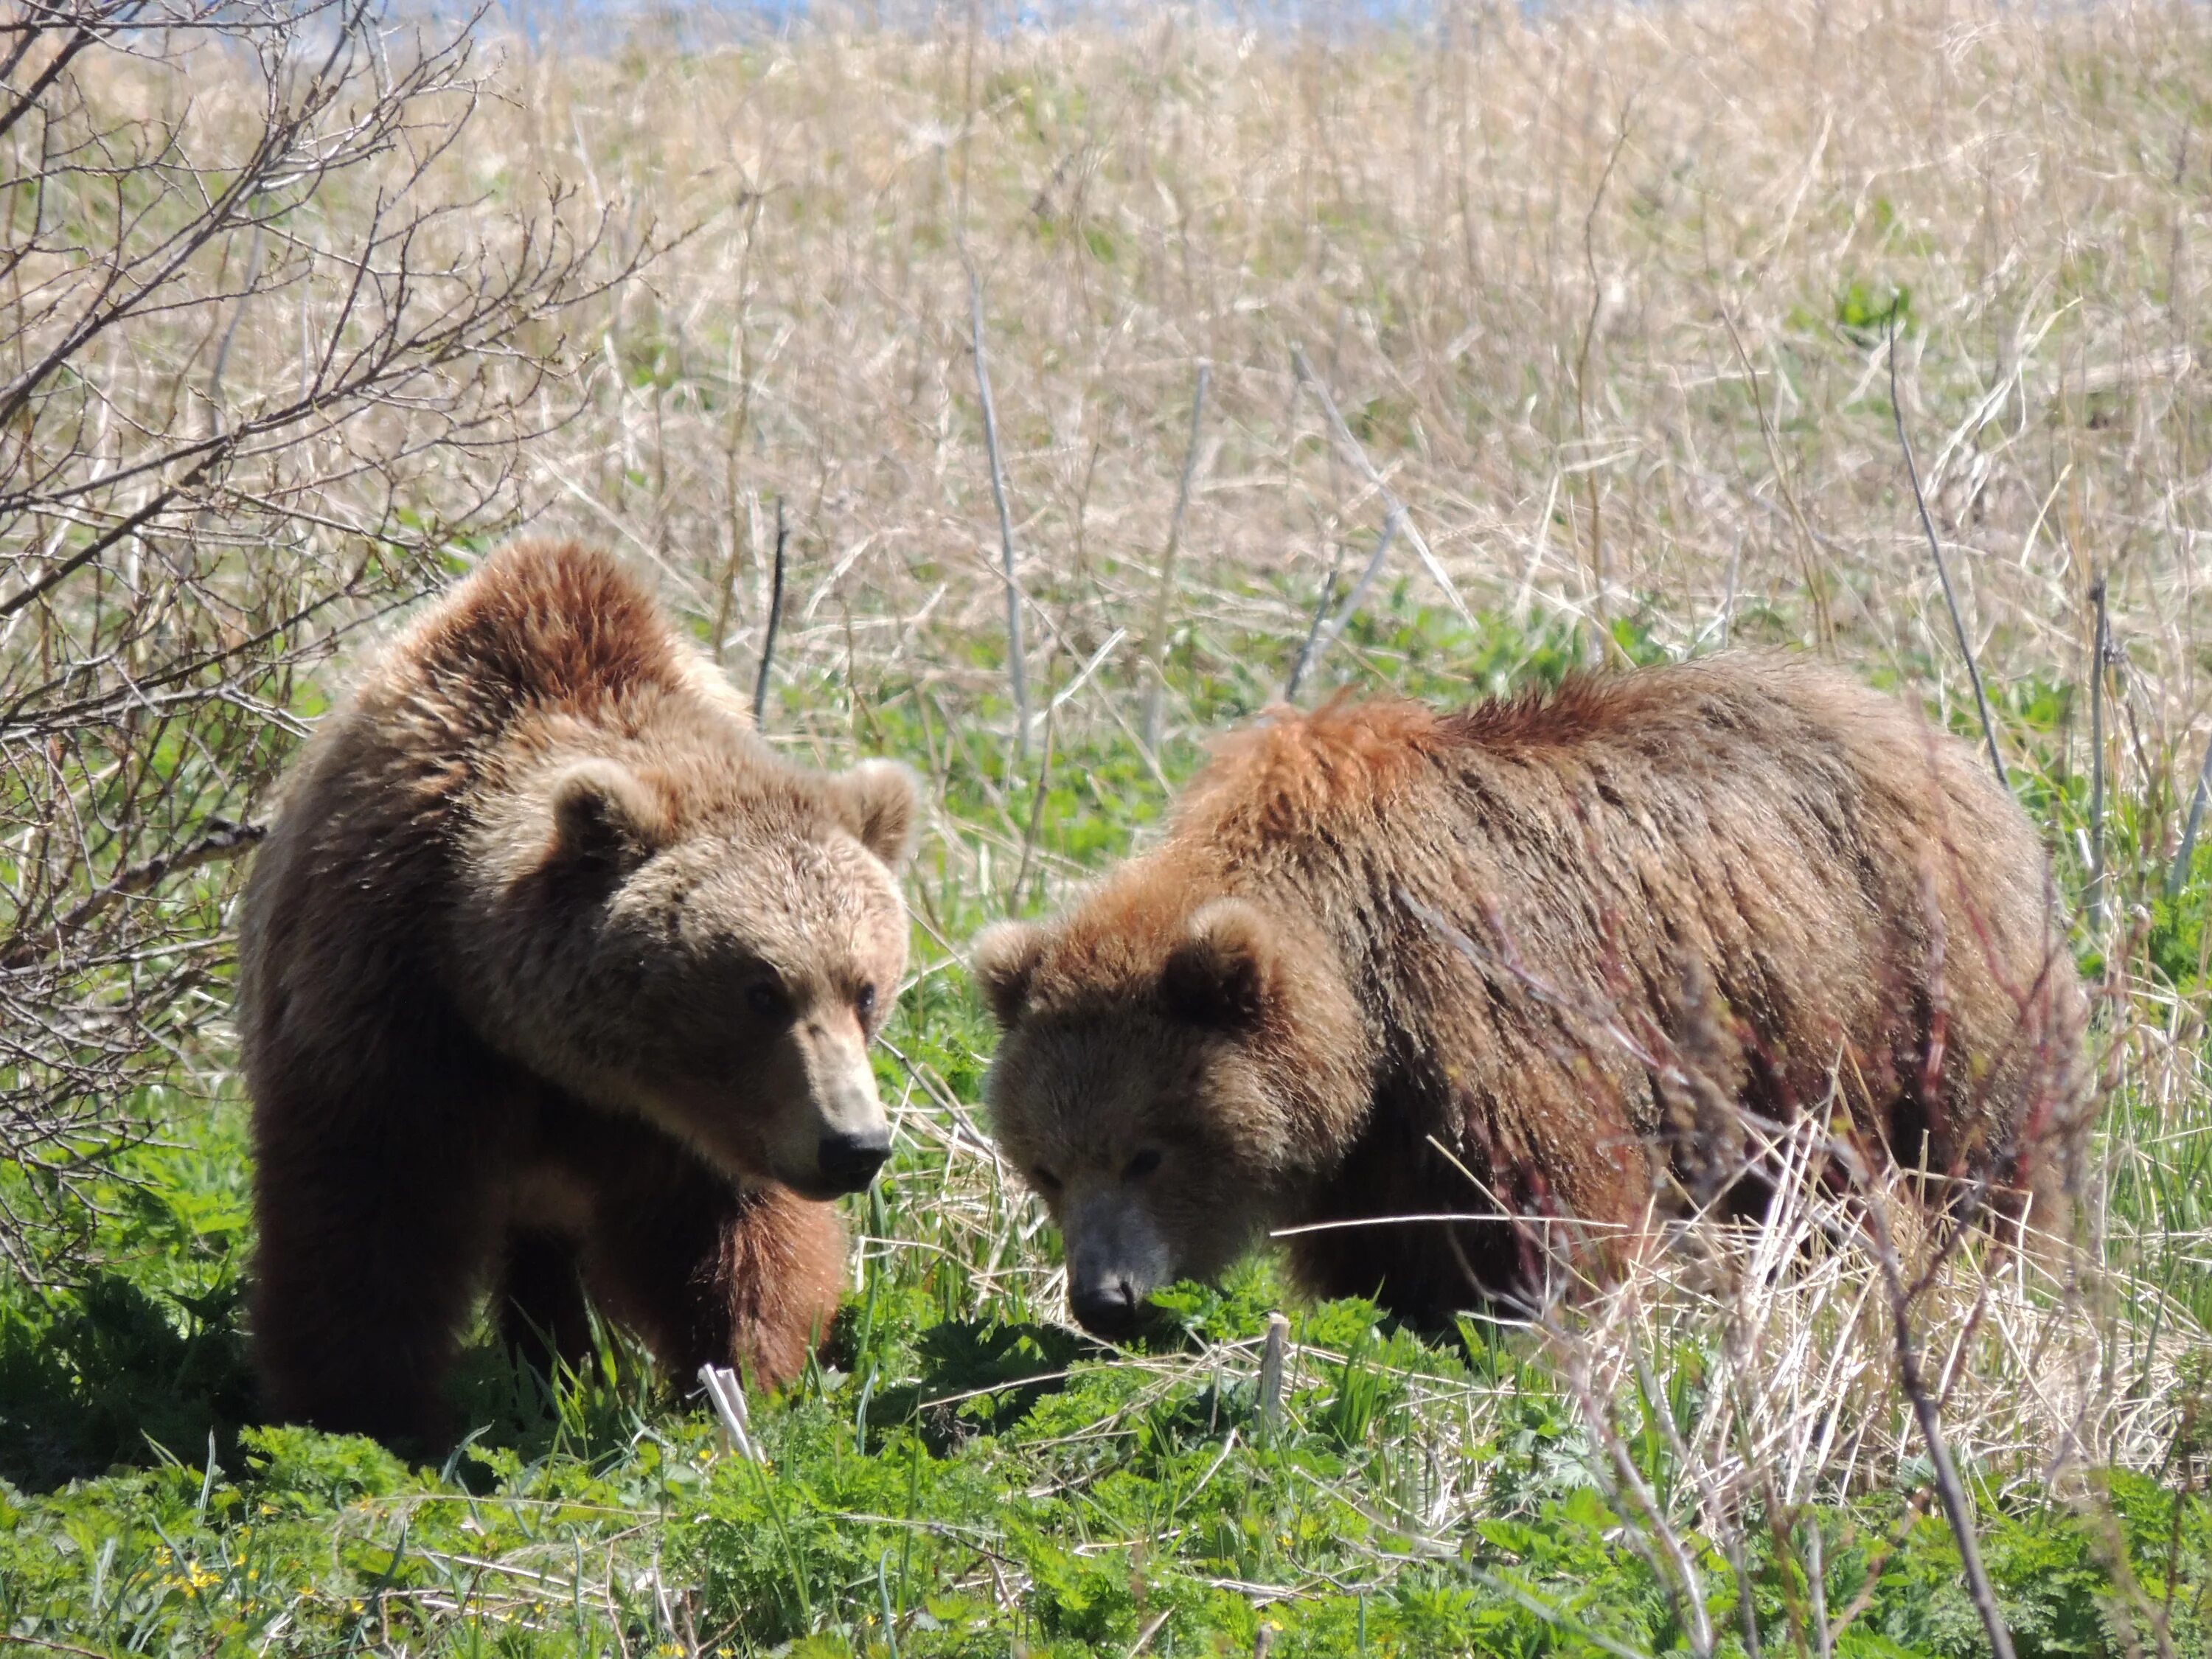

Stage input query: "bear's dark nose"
[
  {"left": 816, "top": 1128, "right": 891, "bottom": 1192},
  {"left": 1069, "top": 1276, "right": 1141, "bottom": 1338}
]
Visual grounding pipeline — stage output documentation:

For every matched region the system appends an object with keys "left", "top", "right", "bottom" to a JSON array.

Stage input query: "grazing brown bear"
[
  {"left": 974, "top": 658, "right": 2088, "bottom": 1336},
  {"left": 238, "top": 538, "right": 917, "bottom": 1446}
]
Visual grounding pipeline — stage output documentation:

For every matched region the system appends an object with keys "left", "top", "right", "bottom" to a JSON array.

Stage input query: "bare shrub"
[{"left": 0, "top": 0, "right": 631, "bottom": 1273}]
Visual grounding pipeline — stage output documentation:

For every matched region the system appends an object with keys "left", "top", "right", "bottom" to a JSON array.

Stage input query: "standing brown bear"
[
  {"left": 975, "top": 658, "right": 2088, "bottom": 1336},
  {"left": 238, "top": 539, "right": 917, "bottom": 1446}
]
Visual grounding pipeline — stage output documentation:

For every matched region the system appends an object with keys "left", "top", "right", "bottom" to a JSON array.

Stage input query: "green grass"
[{"left": 7, "top": 591, "right": 2212, "bottom": 1656}]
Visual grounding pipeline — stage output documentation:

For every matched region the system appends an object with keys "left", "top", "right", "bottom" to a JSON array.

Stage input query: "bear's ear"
[
  {"left": 546, "top": 759, "right": 668, "bottom": 872},
  {"left": 830, "top": 759, "right": 920, "bottom": 871},
  {"left": 970, "top": 921, "right": 1048, "bottom": 1029},
  {"left": 1161, "top": 900, "right": 1281, "bottom": 1032}
]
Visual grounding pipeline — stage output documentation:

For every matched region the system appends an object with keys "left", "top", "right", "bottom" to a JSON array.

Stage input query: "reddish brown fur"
[
  {"left": 239, "top": 539, "right": 915, "bottom": 1447},
  {"left": 977, "top": 658, "right": 2090, "bottom": 1333}
]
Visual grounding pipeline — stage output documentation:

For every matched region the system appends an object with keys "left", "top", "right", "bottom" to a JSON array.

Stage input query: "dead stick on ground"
[
  {"left": 1290, "top": 344, "right": 1471, "bottom": 627},
  {"left": 1257, "top": 1312, "right": 1290, "bottom": 1442},
  {"left": 1141, "top": 361, "right": 1209, "bottom": 754},
  {"left": 970, "top": 268, "right": 1029, "bottom": 765},
  {"left": 1889, "top": 318, "right": 2009, "bottom": 796},
  {"left": 751, "top": 497, "right": 787, "bottom": 727}
]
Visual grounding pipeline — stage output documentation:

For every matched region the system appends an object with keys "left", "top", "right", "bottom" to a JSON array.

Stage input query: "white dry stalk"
[{"left": 697, "top": 1364, "right": 762, "bottom": 1463}]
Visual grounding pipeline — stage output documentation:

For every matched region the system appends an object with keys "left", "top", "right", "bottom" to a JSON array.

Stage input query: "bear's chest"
[{"left": 506, "top": 1159, "right": 597, "bottom": 1236}]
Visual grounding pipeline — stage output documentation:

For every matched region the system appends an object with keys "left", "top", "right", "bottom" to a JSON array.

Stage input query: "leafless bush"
[{"left": 0, "top": 0, "right": 632, "bottom": 1273}]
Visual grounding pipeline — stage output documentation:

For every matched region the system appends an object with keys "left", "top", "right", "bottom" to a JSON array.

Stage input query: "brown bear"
[
  {"left": 237, "top": 538, "right": 917, "bottom": 1446},
  {"left": 973, "top": 657, "right": 2089, "bottom": 1337}
]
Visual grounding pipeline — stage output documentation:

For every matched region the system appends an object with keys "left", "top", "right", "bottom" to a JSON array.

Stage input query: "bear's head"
[
  {"left": 459, "top": 754, "right": 919, "bottom": 1201},
  {"left": 973, "top": 895, "right": 1371, "bottom": 1338}
]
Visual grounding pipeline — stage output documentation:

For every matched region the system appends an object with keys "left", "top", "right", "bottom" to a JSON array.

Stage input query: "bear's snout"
[
  {"left": 1062, "top": 1194, "right": 1175, "bottom": 1338},
  {"left": 1068, "top": 1273, "right": 1144, "bottom": 1338},
  {"left": 815, "top": 1125, "right": 891, "bottom": 1193}
]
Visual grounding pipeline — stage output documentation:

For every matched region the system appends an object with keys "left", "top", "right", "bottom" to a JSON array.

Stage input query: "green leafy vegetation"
[{"left": 8, "top": 587, "right": 2212, "bottom": 1652}]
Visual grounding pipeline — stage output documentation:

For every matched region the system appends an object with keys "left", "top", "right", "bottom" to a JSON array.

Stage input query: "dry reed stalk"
[
  {"left": 1140, "top": 361, "right": 1208, "bottom": 753},
  {"left": 2176, "top": 731, "right": 2212, "bottom": 897},
  {"left": 1890, "top": 318, "right": 2011, "bottom": 796},
  {"left": 752, "top": 497, "right": 788, "bottom": 726},
  {"left": 1290, "top": 343, "right": 1471, "bottom": 630},
  {"left": 967, "top": 268, "right": 1028, "bottom": 766},
  {"left": 2091, "top": 577, "right": 2112, "bottom": 931}
]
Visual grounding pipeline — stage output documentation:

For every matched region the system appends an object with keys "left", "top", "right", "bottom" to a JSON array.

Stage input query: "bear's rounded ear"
[
  {"left": 970, "top": 921, "right": 1048, "bottom": 1029},
  {"left": 1162, "top": 899, "right": 1281, "bottom": 1031},
  {"left": 546, "top": 759, "right": 667, "bottom": 872},
  {"left": 830, "top": 759, "right": 921, "bottom": 871}
]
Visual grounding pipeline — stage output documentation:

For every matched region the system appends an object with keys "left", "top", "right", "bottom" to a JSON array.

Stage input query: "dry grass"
[
  {"left": 473, "top": 0, "right": 2212, "bottom": 1422},
  {"left": 12, "top": 1, "right": 2212, "bottom": 1646},
  {"left": 495, "top": 0, "right": 2208, "bottom": 731},
  {"left": 492, "top": 0, "right": 2212, "bottom": 1489}
]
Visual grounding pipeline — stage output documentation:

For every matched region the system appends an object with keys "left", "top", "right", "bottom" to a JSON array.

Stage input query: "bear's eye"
[
  {"left": 1031, "top": 1165, "right": 1062, "bottom": 1192},
  {"left": 746, "top": 981, "right": 790, "bottom": 1022},
  {"left": 1123, "top": 1149, "right": 1163, "bottom": 1181},
  {"left": 854, "top": 982, "right": 877, "bottom": 1028}
]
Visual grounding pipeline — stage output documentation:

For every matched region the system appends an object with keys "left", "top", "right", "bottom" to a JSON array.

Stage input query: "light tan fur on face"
[
  {"left": 453, "top": 751, "right": 911, "bottom": 1195},
  {"left": 976, "top": 886, "right": 1372, "bottom": 1324}
]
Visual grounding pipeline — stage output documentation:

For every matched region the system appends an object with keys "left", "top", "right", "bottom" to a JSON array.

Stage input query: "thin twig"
[
  {"left": 751, "top": 498, "right": 787, "bottom": 727},
  {"left": 1286, "top": 507, "right": 1401, "bottom": 701},
  {"left": 1284, "top": 539, "right": 1344, "bottom": 703},
  {"left": 1009, "top": 702, "right": 1058, "bottom": 910},
  {"left": 1, "top": 817, "right": 265, "bottom": 970},
  {"left": 2090, "top": 577, "right": 2110, "bottom": 931},
  {"left": 1889, "top": 318, "right": 2009, "bottom": 795},
  {"left": 1126, "top": 1609, "right": 1173, "bottom": 1658},
  {"left": 1854, "top": 1162, "right": 2019, "bottom": 1659},
  {"left": 712, "top": 493, "right": 752, "bottom": 664},
  {"left": 1290, "top": 344, "right": 1470, "bottom": 627},
  {"left": 1725, "top": 310, "right": 1833, "bottom": 654},
  {"left": 2168, "top": 724, "right": 2212, "bottom": 897},
  {"left": 969, "top": 268, "right": 1028, "bottom": 765},
  {"left": 1141, "top": 361, "right": 1209, "bottom": 754}
]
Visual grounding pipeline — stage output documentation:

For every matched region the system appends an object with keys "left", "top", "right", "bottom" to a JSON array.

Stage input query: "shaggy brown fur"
[
  {"left": 975, "top": 657, "right": 2090, "bottom": 1336},
  {"left": 238, "top": 538, "right": 917, "bottom": 1447}
]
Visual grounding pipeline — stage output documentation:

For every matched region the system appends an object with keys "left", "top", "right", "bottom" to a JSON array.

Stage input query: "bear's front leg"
[
  {"left": 580, "top": 1143, "right": 844, "bottom": 1391},
  {"left": 250, "top": 1112, "right": 505, "bottom": 1450},
  {"left": 712, "top": 1183, "right": 847, "bottom": 1387},
  {"left": 500, "top": 1228, "right": 594, "bottom": 1382}
]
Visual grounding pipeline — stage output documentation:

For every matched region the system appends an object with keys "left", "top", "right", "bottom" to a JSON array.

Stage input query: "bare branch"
[
  {"left": 968, "top": 269, "right": 1028, "bottom": 767},
  {"left": 1290, "top": 343, "right": 1470, "bottom": 630},
  {"left": 751, "top": 498, "right": 786, "bottom": 728},
  {"left": 1139, "top": 358, "right": 1207, "bottom": 753}
]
